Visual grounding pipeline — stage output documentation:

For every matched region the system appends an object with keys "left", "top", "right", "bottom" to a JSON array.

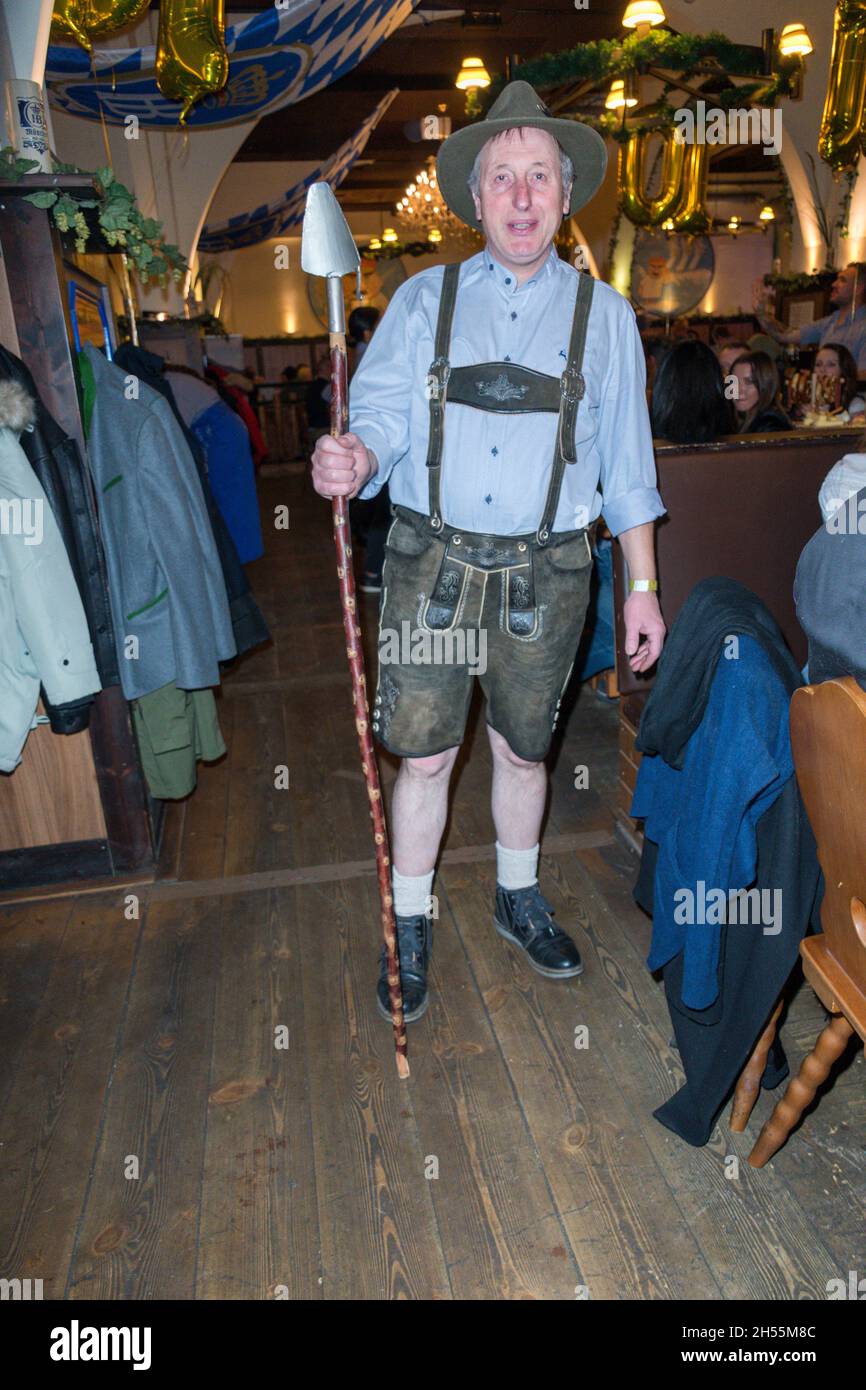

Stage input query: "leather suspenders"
[
  {"left": 424, "top": 262, "right": 460, "bottom": 531},
  {"left": 538, "top": 271, "right": 594, "bottom": 544},
  {"left": 423, "top": 262, "right": 595, "bottom": 545}
]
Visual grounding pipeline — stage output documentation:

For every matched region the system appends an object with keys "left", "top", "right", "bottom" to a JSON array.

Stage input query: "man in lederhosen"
[{"left": 312, "top": 82, "right": 666, "bottom": 1023}]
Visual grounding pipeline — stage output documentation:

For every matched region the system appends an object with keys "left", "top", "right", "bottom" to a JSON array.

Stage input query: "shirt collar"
[{"left": 482, "top": 244, "right": 558, "bottom": 295}]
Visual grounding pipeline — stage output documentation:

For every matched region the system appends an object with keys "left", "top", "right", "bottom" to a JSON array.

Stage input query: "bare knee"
[
  {"left": 400, "top": 746, "right": 460, "bottom": 782},
  {"left": 487, "top": 724, "right": 541, "bottom": 771}
]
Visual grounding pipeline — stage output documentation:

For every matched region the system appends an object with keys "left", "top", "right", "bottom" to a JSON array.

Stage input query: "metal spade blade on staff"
[{"left": 301, "top": 182, "right": 409, "bottom": 1079}]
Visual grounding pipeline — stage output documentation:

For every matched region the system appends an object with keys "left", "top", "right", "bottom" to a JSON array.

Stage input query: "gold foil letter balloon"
[
  {"left": 819, "top": 0, "right": 866, "bottom": 173},
  {"left": 50, "top": 0, "right": 151, "bottom": 53},
  {"left": 618, "top": 129, "right": 688, "bottom": 227},
  {"left": 671, "top": 143, "right": 711, "bottom": 235},
  {"left": 156, "top": 0, "right": 229, "bottom": 124}
]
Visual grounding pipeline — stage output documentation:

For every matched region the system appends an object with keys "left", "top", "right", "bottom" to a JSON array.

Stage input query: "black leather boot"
[
  {"left": 494, "top": 883, "right": 583, "bottom": 978},
  {"left": 376, "top": 912, "right": 431, "bottom": 1023}
]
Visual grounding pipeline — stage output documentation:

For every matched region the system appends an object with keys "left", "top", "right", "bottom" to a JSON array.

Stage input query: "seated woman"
[
  {"left": 812, "top": 342, "right": 866, "bottom": 419},
  {"left": 731, "top": 351, "right": 792, "bottom": 433},
  {"left": 651, "top": 341, "right": 735, "bottom": 444}
]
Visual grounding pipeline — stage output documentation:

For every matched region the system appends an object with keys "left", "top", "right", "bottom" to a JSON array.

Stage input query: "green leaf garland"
[
  {"left": 0, "top": 146, "right": 186, "bottom": 284},
  {"left": 473, "top": 31, "right": 799, "bottom": 135}
]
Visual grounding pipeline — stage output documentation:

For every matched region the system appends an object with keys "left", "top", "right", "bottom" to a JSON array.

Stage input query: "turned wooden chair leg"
[
  {"left": 730, "top": 998, "right": 784, "bottom": 1133},
  {"left": 748, "top": 1013, "right": 855, "bottom": 1167}
]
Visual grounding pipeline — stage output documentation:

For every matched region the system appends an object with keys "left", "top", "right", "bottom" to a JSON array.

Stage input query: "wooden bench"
[{"left": 611, "top": 428, "right": 861, "bottom": 848}]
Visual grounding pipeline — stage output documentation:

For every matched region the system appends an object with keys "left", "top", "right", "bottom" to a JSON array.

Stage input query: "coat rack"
[{"left": 0, "top": 177, "right": 159, "bottom": 892}]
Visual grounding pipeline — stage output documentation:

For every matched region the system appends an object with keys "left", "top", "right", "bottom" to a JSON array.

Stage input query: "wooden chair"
[
  {"left": 741, "top": 678, "right": 866, "bottom": 1167},
  {"left": 588, "top": 668, "right": 619, "bottom": 699}
]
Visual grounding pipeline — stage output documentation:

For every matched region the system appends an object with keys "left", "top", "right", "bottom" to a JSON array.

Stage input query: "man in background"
[{"left": 756, "top": 263, "right": 866, "bottom": 372}]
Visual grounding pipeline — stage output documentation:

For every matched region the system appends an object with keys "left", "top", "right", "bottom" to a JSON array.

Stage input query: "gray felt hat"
[{"left": 436, "top": 80, "right": 608, "bottom": 228}]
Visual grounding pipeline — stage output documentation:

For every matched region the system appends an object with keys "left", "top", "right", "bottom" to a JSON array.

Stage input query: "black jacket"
[
  {"left": 744, "top": 406, "right": 792, "bottom": 433},
  {"left": 633, "top": 579, "right": 821, "bottom": 1146},
  {"left": 114, "top": 345, "right": 270, "bottom": 658},
  {"left": 636, "top": 577, "right": 803, "bottom": 768},
  {"left": 635, "top": 777, "right": 820, "bottom": 1146},
  {"left": 0, "top": 345, "right": 119, "bottom": 733}
]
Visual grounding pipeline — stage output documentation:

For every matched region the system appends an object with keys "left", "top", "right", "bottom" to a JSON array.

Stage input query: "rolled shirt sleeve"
[
  {"left": 596, "top": 298, "right": 666, "bottom": 537},
  {"left": 349, "top": 280, "right": 413, "bottom": 498}
]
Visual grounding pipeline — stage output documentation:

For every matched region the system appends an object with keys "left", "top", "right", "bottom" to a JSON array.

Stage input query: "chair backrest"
[{"left": 790, "top": 678, "right": 866, "bottom": 990}]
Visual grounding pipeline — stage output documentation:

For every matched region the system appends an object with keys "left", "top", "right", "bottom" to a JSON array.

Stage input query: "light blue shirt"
[
  {"left": 800, "top": 304, "right": 866, "bottom": 371},
  {"left": 350, "top": 246, "right": 665, "bottom": 537}
]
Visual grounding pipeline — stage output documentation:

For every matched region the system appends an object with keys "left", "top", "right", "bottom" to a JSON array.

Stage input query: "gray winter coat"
[{"left": 83, "top": 343, "right": 236, "bottom": 699}]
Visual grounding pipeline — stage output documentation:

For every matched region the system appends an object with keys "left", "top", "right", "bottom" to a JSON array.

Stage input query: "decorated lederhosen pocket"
[
  {"left": 422, "top": 531, "right": 539, "bottom": 637},
  {"left": 502, "top": 529, "right": 591, "bottom": 642},
  {"left": 503, "top": 560, "right": 538, "bottom": 637},
  {"left": 422, "top": 550, "right": 470, "bottom": 631}
]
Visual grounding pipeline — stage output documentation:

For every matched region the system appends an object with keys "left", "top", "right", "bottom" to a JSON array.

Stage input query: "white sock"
[
  {"left": 392, "top": 867, "right": 434, "bottom": 918},
  {"left": 496, "top": 842, "right": 539, "bottom": 892}
]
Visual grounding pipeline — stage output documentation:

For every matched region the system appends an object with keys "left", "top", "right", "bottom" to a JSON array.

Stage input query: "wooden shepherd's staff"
[{"left": 301, "top": 182, "right": 409, "bottom": 1079}]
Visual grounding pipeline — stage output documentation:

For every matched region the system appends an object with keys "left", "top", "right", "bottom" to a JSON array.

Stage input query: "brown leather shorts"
[{"left": 371, "top": 506, "right": 593, "bottom": 761}]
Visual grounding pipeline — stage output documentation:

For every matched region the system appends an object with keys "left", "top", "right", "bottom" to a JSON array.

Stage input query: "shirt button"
[
  {"left": 491, "top": 446, "right": 498, "bottom": 456},
  {"left": 504, "top": 354, "right": 511, "bottom": 362},
  {"left": 511, "top": 312, "right": 517, "bottom": 320},
  {"left": 484, "top": 494, "right": 492, "bottom": 504}
]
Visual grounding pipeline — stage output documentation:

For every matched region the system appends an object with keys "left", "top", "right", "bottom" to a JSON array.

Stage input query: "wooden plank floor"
[{"left": 0, "top": 474, "right": 863, "bottom": 1300}]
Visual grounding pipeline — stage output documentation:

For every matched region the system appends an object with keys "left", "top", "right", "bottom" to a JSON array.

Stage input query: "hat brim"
[{"left": 436, "top": 115, "right": 608, "bottom": 228}]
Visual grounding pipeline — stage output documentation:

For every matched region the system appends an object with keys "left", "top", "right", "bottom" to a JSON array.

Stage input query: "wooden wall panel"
[{"left": 0, "top": 704, "right": 106, "bottom": 852}]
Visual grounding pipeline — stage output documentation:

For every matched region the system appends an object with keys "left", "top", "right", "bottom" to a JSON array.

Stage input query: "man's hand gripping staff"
[{"left": 312, "top": 433, "right": 378, "bottom": 500}]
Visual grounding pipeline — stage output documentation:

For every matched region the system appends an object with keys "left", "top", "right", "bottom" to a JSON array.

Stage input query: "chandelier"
[{"left": 395, "top": 156, "right": 480, "bottom": 248}]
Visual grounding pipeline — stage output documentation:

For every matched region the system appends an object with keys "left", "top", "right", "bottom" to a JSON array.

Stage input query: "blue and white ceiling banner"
[
  {"left": 198, "top": 90, "right": 398, "bottom": 253},
  {"left": 45, "top": 0, "right": 421, "bottom": 129}
]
